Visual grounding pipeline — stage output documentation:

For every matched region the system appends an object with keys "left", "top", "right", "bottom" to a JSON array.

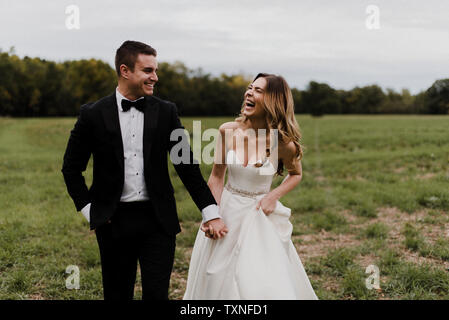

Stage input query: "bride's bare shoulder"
[
  {"left": 278, "top": 140, "right": 299, "bottom": 160},
  {"left": 218, "top": 121, "right": 243, "bottom": 133}
]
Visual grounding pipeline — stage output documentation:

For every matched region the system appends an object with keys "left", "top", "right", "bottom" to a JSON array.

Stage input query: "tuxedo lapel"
[
  {"left": 101, "top": 93, "right": 124, "bottom": 171},
  {"left": 143, "top": 96, "right": 160, "bottom": 165}
]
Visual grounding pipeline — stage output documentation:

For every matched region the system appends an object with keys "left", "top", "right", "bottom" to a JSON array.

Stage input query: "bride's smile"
[{"left": 242, "top": 77, "right": 267, "bottom": 118}]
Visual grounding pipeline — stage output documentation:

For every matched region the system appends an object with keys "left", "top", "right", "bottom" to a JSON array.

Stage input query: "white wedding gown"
[{"left": 183, "top": 150, "right": 318, "bottom": 300}]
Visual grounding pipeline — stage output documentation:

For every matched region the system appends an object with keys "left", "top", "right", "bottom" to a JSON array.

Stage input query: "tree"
[
  {"left": 342, "top": 85, "right": 385, "bottom": 114},
  {"left": 425, "top": 79, "right": 449, "bottom": 114},
  {"left": 0, "top": 51, "right": 446, "bottom": 116},
  {"left": 301, "top": 81, "right": 341, "bottom": 116}
]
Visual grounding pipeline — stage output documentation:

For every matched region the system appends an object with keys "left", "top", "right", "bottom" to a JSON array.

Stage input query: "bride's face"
[{"left": 242, "top": 77, "right": 267, "bottom": 118}]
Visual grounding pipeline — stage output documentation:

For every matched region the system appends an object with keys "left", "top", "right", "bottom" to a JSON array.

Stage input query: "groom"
[{"left": 62, "top": 40, "right": 227, "bottom": 300}]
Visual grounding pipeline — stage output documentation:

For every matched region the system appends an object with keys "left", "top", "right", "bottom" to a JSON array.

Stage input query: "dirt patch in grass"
[
  {"left": 363, "top": 207, "right": 449, "bottom": 269},
  {"left": 310, "top": 273, "right": 341, "bottom": 295},
  {"left": 169, "top": 270, "right": 188, "bottom": 300},
  {"left": 393, "top": 167, "right": 407, "bottom": 173},
  {"left": 355, "top": 253, "right": 379, "bottom": 270},
  {"left": 294, "top": 230, "right": 362, "bottom": 261},
  {"left": 344, "top": 175, "right": 367, "bottom": 182},
  {"left": 339, "top": 209, "right": 363, "bottom": 224},
  {"left": 415, "top": 173, "right": 437, "bottom": 180},
  {"left": 401, "top": 249, "right": 449, "bottom": 268},
  {"left": 374, "top": 207, "right": 447, "bottom": 240}
]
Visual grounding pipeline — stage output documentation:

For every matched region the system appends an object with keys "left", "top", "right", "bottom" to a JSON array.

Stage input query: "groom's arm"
[
  {"left": 167, "top": 103, "right": 221, "bottom": 222},
  {"left": 61, "top": 103, "right": 93, "bottom": 215}
]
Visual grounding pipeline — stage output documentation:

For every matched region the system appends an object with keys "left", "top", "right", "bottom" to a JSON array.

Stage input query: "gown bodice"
[{"left": 225, "top": 149, "right": 276, "bottom": 196}]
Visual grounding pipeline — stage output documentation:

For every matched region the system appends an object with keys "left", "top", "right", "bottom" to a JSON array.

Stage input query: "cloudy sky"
[{"left": 1, "top": 0, "right": 448, "bottom": 93}]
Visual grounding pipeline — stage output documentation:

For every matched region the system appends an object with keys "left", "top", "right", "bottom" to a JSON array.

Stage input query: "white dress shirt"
[
  {"left": 80, "top": 88, "right": 220, "bottom": 223},
  {"left": 116, "top": 88, "right": 149, "bottom": 202}
]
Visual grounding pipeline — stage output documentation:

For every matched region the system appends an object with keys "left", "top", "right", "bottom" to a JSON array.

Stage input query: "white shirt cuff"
[
  {"left": 80, "top": 203, "right": 91, "bottom": 223},
  {"left": 201, "top": 204, "right": 221, "bottom": 222}
]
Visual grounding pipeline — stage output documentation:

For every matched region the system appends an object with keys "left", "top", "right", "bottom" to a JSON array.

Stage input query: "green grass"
[
  {"left": 300, "top": 210, "right": 348, "bottom": 233},
  {"left": 402, "top": 222, "right": 449, "bottom": 261},
  {"left": 321, "top": 248, "right": 357, "bottom": 277},
  {"left": 361, "top": 223, "right": 390, "bottom": 240},
  {"left": 383, "top": 262, "right": 449, "bottom": 299},
  {"left": 1, "top": 115, "right": 449, "bottom": 299}
]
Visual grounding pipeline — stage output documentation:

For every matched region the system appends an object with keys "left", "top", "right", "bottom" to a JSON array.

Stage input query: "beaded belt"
[{"left": 224, "top": 182, "right": 268, "bottom": 199}]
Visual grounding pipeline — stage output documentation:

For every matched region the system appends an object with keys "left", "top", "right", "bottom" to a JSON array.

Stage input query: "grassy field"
[{"left": 0, "top": 115, "right": 448, "bottom": 300}]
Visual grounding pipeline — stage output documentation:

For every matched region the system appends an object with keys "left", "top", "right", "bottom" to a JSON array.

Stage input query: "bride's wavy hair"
[{"left": 235, "top": 73, "right": 304, "bottom": 176}]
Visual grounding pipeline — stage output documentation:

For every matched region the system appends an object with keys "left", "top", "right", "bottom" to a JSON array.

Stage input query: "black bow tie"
[{"left": 121, "top": 98, "right": 146, "bottom": 112}]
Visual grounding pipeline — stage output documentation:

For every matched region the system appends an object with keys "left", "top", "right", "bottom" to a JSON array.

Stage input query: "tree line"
[{"left": 0, "top": 49, "right": 448, "bottom": 117}]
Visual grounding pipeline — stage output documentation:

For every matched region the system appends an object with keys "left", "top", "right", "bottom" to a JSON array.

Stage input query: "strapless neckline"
[{"left": 226, "top": 149, "right": 273, "bottom": 169}]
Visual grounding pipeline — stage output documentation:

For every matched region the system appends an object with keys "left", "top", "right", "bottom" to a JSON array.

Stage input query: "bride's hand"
[
  {"left": 256, "top": 193, "right": 278, "bottom": 216},
  {"left": 201, "top": 218, "right": 228, "bottom": 240}
]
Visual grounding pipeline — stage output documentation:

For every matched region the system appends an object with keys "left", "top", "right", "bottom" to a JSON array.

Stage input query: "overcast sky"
[{"left": 1, "top": 0, "right": 448, "bottom": 93}]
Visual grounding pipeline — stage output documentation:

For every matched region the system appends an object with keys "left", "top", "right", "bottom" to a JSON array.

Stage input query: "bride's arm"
[
  {"left": 204, "top": 164, "right": 227, "bottom": 239},
  {"left": 270, "top": 170, "right": 301, "bottom": 199},
  {"left": 208, "top": 163, "right": 227, "bottom": 206},
  {"left": 207, "top": 124, "right": 228, "bottom": 205},
  {"left": 270, "top": 149, "right": 302, "bottom": 200},
  {"left": 201, "top": 124, "right": 230, "bottom": 239},
  {"left": 257, "top": 141, "right": 302, "bottom": 214}
]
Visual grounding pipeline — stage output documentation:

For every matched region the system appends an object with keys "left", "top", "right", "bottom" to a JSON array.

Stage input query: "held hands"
[
  {"left": 201, "top": 218, "right": 228, "bottom": 240},
  {"left": 256, "top": 193, "right": 278, "bottom": 216}
]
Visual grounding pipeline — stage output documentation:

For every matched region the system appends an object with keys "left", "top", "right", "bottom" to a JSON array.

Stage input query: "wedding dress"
[{"left": 183, "top": 149, "right": 318, "bottom": 300}]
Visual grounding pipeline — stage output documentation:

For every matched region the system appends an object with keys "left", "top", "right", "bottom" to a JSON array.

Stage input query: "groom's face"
[{"left": 128, "top": 54, "right": 158, "bottom": 96}]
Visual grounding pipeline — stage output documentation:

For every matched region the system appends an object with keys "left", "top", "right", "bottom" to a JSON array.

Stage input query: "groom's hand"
[
  {"left": 201, "top": 219, "right": 224, "bottom": 239},
  {"left": 201, "top": 218, "right": 228, "bottom": 240}
]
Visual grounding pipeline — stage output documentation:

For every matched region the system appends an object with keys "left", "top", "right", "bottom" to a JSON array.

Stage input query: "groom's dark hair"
[{"left": 115, "top": 40, "right": 157, "bottom": 77}]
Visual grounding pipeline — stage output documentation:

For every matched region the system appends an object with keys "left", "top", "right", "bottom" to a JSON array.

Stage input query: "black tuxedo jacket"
[{"left": 62, "top": 92, "right": 216, "bottom": 234}]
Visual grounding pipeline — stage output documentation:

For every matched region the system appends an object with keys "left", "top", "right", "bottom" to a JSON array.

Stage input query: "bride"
[{"left": 183, "top": 73, "right": 317, "bottom": 300}]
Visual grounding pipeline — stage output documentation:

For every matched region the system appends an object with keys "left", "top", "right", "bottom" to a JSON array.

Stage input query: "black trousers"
[{"left": 95, "top": 201, "right": 176, "bottom": 300}]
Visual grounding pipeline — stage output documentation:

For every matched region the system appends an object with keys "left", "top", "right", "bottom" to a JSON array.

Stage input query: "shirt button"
[
  {"left": 132, "top": 134, "right": 135, "bottom": 137},
  {"left": 136, "top": 172, "right": 139, "bottom": 175},
  {"left": 134, "top": 154, "right": 136, "bottom": 157}
]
